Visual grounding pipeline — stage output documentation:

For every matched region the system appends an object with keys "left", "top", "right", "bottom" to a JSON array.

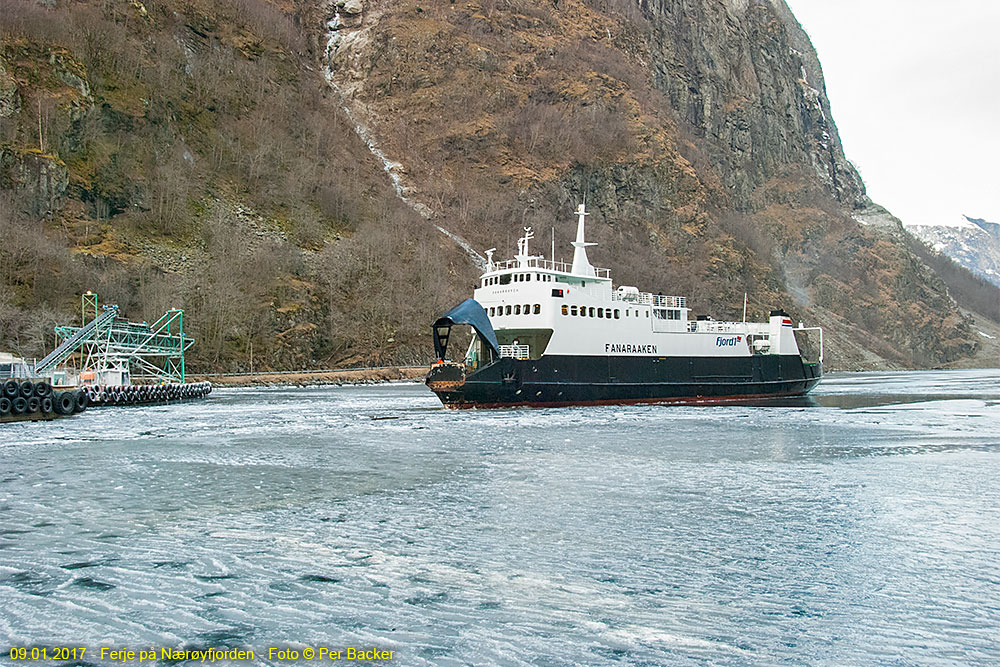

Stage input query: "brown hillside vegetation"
[
  {"left": 0, "top": 0, "right": 996, "bottom": 370},
  {"left": 0, "top": 0, "right": 468, "bottom": 370}
]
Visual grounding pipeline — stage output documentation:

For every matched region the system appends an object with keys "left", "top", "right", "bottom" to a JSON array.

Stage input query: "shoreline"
[
  {"left": 188, "top": 365, "right": 1000, "bottom": 390},
  {"left": 188, "top": 366, "right": 429, "bottom": 388}
]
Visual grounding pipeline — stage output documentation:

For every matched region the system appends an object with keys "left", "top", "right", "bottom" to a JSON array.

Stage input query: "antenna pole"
[
  {"left": 551, "top": 227, "right": 555, "bottom": 263},
  {"left": 743, "top": 292, "right": 748, "bottom": 323}
]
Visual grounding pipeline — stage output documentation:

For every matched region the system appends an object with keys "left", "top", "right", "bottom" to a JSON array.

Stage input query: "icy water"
[{"left": 1, "top": 370, "right": 999, "bottom": 665}]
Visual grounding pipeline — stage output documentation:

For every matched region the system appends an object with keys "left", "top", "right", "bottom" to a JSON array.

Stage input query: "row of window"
[
  {"left": 483, "top": 273, "right": 556, "bottom": 287},
  {"left": 562, "top": 305, "right": 620, "bottom": 319},
  {"left": 490, "top": 304, "right": 541, "bottom": 316},
  {"left": 653, "top": 309, "right": 684, "bottom": 320},
  {"left": 490, "top": 303, "right": 663, "bottom": 320},
  {"left": 558, "top": 306, "right": 655, "bottom": 319},
  {"left": 490, "top": 303, "right": 669, "bottom": 321}
]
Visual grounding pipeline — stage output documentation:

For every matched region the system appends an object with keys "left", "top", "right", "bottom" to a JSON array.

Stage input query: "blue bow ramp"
[{"left": 432, "top": 299, "right": 499, "bottom": 360}]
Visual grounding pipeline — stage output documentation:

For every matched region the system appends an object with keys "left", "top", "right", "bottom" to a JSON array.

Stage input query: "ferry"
[{"left": 426, "top": 205, "right": 823, "bottom": 408}]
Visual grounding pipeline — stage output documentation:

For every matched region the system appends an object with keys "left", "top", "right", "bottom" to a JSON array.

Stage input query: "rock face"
[
  {"left": 642, "top": 0, "right": 865, "bottom": 208},
  {"left": 0, "top": 147, "right": 69, "bottom": 216},
  {"left": 906, "top": 217, "right": 1000, "bottom": 287},
  {"left": 0, "top": 57, "right": 19, "bottom": 118}
]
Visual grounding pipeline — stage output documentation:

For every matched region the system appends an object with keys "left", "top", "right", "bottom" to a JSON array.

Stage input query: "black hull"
[{"left": 428, "top": 355, "right": 822, "bottom": 408}]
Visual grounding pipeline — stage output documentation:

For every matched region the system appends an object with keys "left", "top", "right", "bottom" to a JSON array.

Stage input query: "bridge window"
[
  {"left": 589, "top": 307, "right": 595, "bottom": 317},
  {"left": 534, "top": 304, "right": 541, "bottom": 314},
  {"left": 523, "top": 304, "right": 529, "bottom": 314},
  {"left": 579, "top": 307, "right": 586, "bottom": 317},
  {"left": 597, "top": 308, "right": 603, "bottom": 318},
  {"left": 571, "top": 306, "right": 578, "bottom": 316},
  {"left": 500, "top": 274, "right": 511, "bottom": 285},
  {"left": 614, "top": 309, "right": 620, "bottom": 319},
  {"left": 505, "top": 305, "right": 512, "bottom": 315},
  {"left": 562, "top": 305, "right": 568, "bottom": 316},
  {"left": 489, "top": 307, "right": 495, "bottom": 316},
  {"left": 526, "top": 274, "right": 531, "bottom": 281},
  {"left": 605, "top": 309, "right": 611, "bottom": 318},
  {"left": 514, "top": 305, "right": 521, "bottom": 315}
]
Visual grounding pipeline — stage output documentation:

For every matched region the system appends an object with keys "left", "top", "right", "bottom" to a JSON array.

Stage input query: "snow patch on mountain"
[{"left": 905, "top": 216, "right": 1000, "bottom": 287}]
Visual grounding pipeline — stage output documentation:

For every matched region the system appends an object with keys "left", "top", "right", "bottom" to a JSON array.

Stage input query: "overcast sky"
[{"left": 783, "top": 0, "right": 1000, "bottom": 227}]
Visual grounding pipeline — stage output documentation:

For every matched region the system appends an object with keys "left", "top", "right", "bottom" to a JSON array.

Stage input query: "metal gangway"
[{"left": 34, "top": 306, "right": 118, "bottom": 375}]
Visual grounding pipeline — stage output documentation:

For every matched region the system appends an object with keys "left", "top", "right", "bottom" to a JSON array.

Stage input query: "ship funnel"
[{"left": 570, "top": 204, "right": 597, "bottom": 277}]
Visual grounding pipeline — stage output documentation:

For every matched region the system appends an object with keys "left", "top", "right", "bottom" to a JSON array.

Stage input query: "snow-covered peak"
[
  {"left": 905, "top": 215, "right": 988, "bottom": 231},
  {"left": 905, "top": 216, "right": 1000, "bottom": 287}
]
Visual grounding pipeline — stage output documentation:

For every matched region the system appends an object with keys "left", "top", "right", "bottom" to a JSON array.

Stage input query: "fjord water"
[{"left": 1, "top": 370, "right": 998, "bottom": 665}]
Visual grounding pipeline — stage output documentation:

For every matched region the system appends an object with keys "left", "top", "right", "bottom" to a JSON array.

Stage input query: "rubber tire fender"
[
  {"left": 3, "top": 379, "right": 18, "bottom": 399},
  {"left": 19, "top": 380, "right": 34, "bottom": 398},
  {"left": 12, "top": 396, "right": 28, "bottom": 414},
  {"left": 0, "top": 396, "right": 10, "bottom": 416},
  {"left": 54, "top": 391, "right": 76, "bottom": 415},
  {"left": 75, "top": 389, "right": 89, "bottom": 412},
  {"left": 27, "top": 396, "right": 40, "bottom": 413},
  {"left": 41, "top": 397, "right": 54, "bottom": 414},
  {"left": 33, "top": 381, "right": 51, "bottom": 398}
]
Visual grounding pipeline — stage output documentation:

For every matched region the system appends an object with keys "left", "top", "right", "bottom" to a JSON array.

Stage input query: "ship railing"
[
  {"left": 689, "top": 321, "right": 770, "bottom": 334},
  {"left": 487, "top": 257, "right": 610, "bottom": 278},
  {"left": 612, "top": 292, "right": 687, "bottom": 308},
  {"left": 498, "top": 344, "right": 530, "bottom": 360}
]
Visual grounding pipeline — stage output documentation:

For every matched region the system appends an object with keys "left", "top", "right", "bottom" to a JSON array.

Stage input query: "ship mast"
[{"left": 570, "top": 204, "right": 597, "bottom": 277}]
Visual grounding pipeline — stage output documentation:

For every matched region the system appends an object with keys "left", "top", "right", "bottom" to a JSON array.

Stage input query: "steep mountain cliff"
[{"left": 1, "top": 0, "right": 996, "bottom": 371}]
